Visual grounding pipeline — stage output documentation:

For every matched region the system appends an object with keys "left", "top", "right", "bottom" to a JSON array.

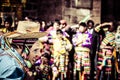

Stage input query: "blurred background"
[{"left": 0, "top": 0, "right": 120, "bottom": 25}]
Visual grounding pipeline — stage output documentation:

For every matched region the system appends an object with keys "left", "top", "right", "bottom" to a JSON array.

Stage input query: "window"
[{"left": 72, "top": 0, "right": 93, "bottom": 9}]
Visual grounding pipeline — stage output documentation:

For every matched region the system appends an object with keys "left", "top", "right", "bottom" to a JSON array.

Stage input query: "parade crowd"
[{"left": 0, "top": 16, "right": 120, "bottom": 80}]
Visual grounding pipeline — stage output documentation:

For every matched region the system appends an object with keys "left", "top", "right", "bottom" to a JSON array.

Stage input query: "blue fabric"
[
  {"left": 0, "top": 36, "right": 25, "bottom": 80},
  {"left": 0, "top": 54, "right": 24, "bottom": 80},
  {"left": 1, "top": 36, "right": 26, "bottom": 66}
]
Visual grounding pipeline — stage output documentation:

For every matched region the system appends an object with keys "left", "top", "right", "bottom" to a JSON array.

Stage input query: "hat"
[
  {"left": 4, "top": 21, "right": 47, "bottom": 39},
  {"left": 17, "top": 21, "right": 40, "bottom": 33},
  {"left": 4, "top": 31, "right": 47, "bottom": 39}
]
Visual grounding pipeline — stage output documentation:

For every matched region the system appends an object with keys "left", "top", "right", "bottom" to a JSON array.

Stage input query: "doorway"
[{"left": 101, "top": 0, "right": 120, "bottom": 22}]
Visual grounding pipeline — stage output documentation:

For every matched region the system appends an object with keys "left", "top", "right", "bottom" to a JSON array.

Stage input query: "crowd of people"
[{"left": 0, "top": 16, "right": 120, "bottom": 80}]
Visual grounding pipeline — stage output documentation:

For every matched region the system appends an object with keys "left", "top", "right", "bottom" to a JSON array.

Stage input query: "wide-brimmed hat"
[
  {"left": 4, "top": 21, "right": 47, "bottom": 39},
  {"left": 4, "top": 31, "right": 47, "bottom": 39}
]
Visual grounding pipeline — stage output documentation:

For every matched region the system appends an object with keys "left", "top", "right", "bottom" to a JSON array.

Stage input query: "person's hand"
[{"left": 52, "top": 66, "right": 59, "bottom": 80}]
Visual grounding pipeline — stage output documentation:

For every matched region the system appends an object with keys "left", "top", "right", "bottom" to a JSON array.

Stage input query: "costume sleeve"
[
  {"left": 82, "top": 33, "right": 92, "bottom": 49},
  {"left": 65, "top": 38, "right": 72, "bottom": 51},
  {"left": 72, "top": 34, "right": 78, "bottom": 46},
  {"left": 95, "top": 25, "right": 101, "bottom": 32},
  {"left": 101, "top": 32, "right": 115, "bottom": 47}
]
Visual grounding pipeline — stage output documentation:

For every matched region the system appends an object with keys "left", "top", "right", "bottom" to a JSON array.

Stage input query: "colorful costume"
[
  {"left": 115, "top": 26, "right": 120, "bottom": 79},
  {"left": 95, "top": 26, "right": 116, "bottom": 79},
  {"left": 52, "top": 36, "right": 72, "bottom": 73},
  {"left": 72, "top": 31, "right": 92, "bottom": 77}
]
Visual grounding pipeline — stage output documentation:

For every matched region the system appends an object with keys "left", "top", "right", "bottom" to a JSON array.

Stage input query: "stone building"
[
  {"left": 37, "top": 0, "right": 120, "bottom": 24},
  {"left": 23, "top": 0, "right": 101, "bottom": 25},
  {"left": 1, "top": 0, "right": 120, "bottom": 25},
  {"left": 37, "top": 0, "right": 101, "bottom": 24}
]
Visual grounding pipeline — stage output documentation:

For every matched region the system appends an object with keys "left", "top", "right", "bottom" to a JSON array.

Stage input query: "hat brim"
[{"left": 4, "top": 31, "right": 47, "bottom": 39}]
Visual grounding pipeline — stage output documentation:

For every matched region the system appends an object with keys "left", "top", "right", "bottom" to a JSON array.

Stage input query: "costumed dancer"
[
  {"left": 51, "top": 29, "right": 72, "bottom": 80},
  {"left": 114, "top": 24, "right": 120, "bottom": 79},
  {"left": 72, "top": 22, "right": 92, "bottom": 80},
  {"left": 95, "top": 22, "right": 117, "bottom": 80}
]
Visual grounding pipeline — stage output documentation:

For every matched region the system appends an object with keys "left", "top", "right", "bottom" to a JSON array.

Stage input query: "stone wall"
[
  {"left": 63, "top": 0, "right": 101, "bottom": 25},
  {"left": 37, "top": 0, "right": 62, "bottom": 21},
  {"left": 91, "top": 0, "right": 101, "bottom": 24},
  {"left": 23, "top": 0, "right": 101, "bottom": 25}
]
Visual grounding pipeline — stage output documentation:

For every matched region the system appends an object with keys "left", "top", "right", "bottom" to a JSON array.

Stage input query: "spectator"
[
  {"left": 2, "top": 16, "right": 14, "bottom": 33},
  {"left": 87, "top": 20, "right": 94, "bottom": 34}
]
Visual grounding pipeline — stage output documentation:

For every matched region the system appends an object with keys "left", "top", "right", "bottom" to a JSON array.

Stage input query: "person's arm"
[
  {"left": 72, "top": 35, "right": 83, "bottom": 46},
  {"left": 65, "top": 37, "right": 72, "bottom": 51},
  {"left": 95, "top": 22, "right": 112, "bottom": 32}
]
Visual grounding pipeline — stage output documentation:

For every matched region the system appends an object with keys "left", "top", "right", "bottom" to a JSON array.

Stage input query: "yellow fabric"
[
  {"left": 95, "top": 25, "right": 101, "bottom": 32},
  {"left": 0, "top": 28, "right": 7, "bottom": 33},
  {"left": 75, "top": 47, "right": 90, "bottom": 52},
  {"left": 53, "top": 37, "right": 72, "bottom": 54},
  {"left": 52, "top": 37, "right": 72, "bottom": 63},
  {"left": 113, "top": 49, "right": 120, "bottom": 73}
]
